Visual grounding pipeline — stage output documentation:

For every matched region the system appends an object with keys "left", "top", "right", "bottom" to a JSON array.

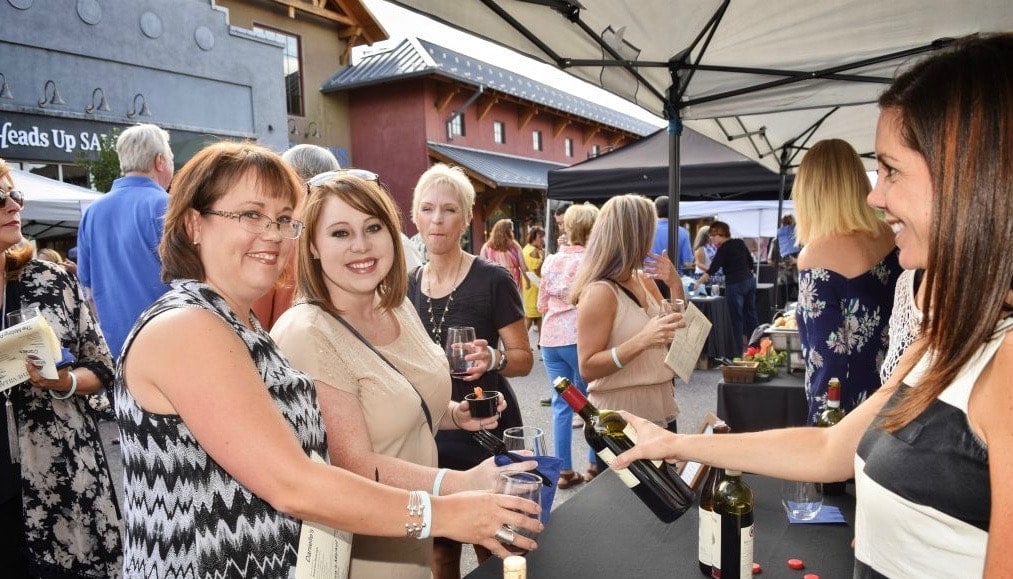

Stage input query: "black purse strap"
[{"left": 315, "top": 303, "right": 434, "bottom": 431}]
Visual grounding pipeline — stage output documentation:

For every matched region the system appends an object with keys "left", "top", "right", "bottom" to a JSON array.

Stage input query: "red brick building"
[{"left": 322, "top": 38, "right": 657, "bottom": 248}]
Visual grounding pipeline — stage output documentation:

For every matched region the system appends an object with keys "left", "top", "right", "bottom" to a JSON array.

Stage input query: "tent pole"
[
  {"left": 666, "top": 70, "right": 683, "bottom": 270},
  {"left": 773, "top": 147, "right": 791, "bottom": 310},
  {"left": 544, "top": 194, "right": 553, "bottom": 253}
]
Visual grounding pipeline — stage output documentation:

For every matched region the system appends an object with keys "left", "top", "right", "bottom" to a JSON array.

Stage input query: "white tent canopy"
[
  {"left": 679, "top": 200, "right": 794, "bottom": 239},
  {"left": 10, "top": 168, "right": 103, "bottom": 239},
  {"left": 391, "top": 1, "right": 1011, "bottom": 172}
]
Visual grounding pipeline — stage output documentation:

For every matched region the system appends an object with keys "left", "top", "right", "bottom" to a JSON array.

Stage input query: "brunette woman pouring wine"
[{"left": 407, "top": 164, "right": 534, "bottom": 579}]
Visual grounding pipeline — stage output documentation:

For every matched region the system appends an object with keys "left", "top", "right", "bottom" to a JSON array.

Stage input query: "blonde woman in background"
[
  {"left": 570, "top": 194, "right": 685, "bottom": 479},
  {"left": 792, "top": 139, "right": 901, "bottom": 424}
]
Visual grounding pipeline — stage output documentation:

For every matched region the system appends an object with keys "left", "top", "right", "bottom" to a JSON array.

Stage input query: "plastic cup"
[
  {"left": 465, "top": 390, "right": 502, "bottom": 418},
  {"left": 781, "top": 480, "right": 823, "bottom": 521}
]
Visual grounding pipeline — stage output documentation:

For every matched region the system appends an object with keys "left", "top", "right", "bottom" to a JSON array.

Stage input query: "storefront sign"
[{"left": 0, "top": 113, "right": 120, "bottom": 163}]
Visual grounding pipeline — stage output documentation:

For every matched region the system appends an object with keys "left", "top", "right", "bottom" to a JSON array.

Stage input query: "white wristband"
[
  {"left": 610, "top": 347, "right": 624, "bottom": 369},
  {"left": 486, "top": 345, "right": 497, "bottom": 372},
  {"left": 50, "top": 370, "right": 77, "bottom": 400},
  {"left": 432, "top": 468, "right": 449, "bottom": 497}
]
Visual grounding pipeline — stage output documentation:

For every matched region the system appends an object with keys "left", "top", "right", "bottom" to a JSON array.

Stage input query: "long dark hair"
[{"left": 880, "top": 34, "right": 1013, "bottom": 431}]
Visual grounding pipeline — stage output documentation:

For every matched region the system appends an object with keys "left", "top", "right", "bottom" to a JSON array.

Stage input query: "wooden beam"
[
  {"left": 434, "top": 86, "right": 459, "bottom": 113},
  {"left": 552, "top": 118, "right": 570, "bottom": 138},
  {"left": 518, "top": 106, "right": 537, "bottom": 130},
  {"left": 271, "top": 0, "right": 354, "bottom": 25},
  {"left": 582, "top": 125, "right": 600, "bottom": 145},
  {"left": 476, "top": 95, "right": 498, "bottom": 121},
  {"left": 483, "top": 189, "right": 511, "bottom": 217}
]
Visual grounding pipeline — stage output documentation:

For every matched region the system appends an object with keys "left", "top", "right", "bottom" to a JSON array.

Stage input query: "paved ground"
[{"left": 97, "top": 327, "right": 722, "bottom": 575}]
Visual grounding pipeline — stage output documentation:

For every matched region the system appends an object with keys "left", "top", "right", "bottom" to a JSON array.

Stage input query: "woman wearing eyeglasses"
[
  {"left": 0, "top": 159, "right": 122, "bottom": 578},
  {"left": 272, "top": 170, "right": 533, "bottom": 579},
  {"left": 114, "top": 143, "right": 540, "bottom": 578}
]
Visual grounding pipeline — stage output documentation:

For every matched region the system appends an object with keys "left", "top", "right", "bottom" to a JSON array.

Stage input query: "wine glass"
[
  {"left": 445, "top": 326, "right": 476, "bottom": 379},
  {"left": 503, "top": 426, "right": 546, "bottom": 456},
  {"left": 781, "top": 480, "right": 823, "bottom": 521},
  {"left": 497, "top": 471, "right": 543, "bottom": 542},
  {"left": 6, "top": 305, "right": 41, "bottom": 328},
  {"left": 659, "top": 299, "right": 685, "bottom": 316}
]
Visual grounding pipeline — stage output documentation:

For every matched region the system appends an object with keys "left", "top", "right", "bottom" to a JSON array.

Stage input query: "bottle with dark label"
[
  {"left": 712, "top": 470, "right": 754, "bottom": 579},
  {"left": 816, "top": 377, "right": 847, "bottom": 495},
  {"left": 698, "top": 421, "right": 731, "bottom": 576},
  {"left": 554, "top": 376, "right": 694, "bottom": 523}
]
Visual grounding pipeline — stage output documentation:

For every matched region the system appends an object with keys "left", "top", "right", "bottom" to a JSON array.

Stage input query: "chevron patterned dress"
[{"left": 115, "top": 280, "right": 328, "bottom": 578}]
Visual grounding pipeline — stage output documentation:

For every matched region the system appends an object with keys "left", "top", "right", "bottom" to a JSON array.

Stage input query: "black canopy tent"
[{"left": 547, "top": 127, "right": 788, "bottom": 201}]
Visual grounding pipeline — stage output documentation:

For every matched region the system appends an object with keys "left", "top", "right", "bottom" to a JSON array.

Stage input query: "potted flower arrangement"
[{"left": 738, "top": 337, "right": 787, "bottom": 380}]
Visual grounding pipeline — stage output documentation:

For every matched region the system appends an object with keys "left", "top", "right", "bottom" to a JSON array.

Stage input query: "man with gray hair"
[{"left": 77, "top": 123, "right": 173, "bottom": 361}]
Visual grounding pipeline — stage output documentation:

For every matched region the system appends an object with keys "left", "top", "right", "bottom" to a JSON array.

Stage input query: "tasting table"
[
  {"left": 690, "top": 296, "right": 739, "bottom": 361},
  {"left": 466, "top": 471, "right": 856, "bottom": 578},
  {"left": 716, "top": 372, "right": 808, "bottom": 433}
]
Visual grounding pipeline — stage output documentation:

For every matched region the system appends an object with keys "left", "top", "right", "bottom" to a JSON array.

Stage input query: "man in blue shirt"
[
  {"left": 78, "top": 124, "right": 173, "bottom": 360},
  {"left": 651, "top": 196, "right": 694, "bottom": 274}
]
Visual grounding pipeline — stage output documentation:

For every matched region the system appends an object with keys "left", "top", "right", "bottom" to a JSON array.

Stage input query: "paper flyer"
[
  {"left": 295, "top": 452, "right": 352, "bottom": 579},
  {"left": 0, "top": 315, "right": 61, "bottom": 393},
  {"left": 665, "top": 302, "right": 712, "bottom": 384}
]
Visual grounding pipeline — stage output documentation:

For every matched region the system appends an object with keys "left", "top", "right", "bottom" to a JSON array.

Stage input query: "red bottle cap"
[
  {"left": 803, "top": 575, "right": 820, "bottom": 579},
  {"left": 787, "top": 559, "right": 805, "bottom": 570},
  {"left": 751, "top": 562, "right": 763, "bottom": 574}
]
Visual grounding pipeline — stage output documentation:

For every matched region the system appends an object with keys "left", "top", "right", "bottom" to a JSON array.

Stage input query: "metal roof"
[
  {"left": 322, "top": 38, "right": 659, "bottom": 137},
  {"left": 427, "top": 142, "right": 566, "bottom": 190}
]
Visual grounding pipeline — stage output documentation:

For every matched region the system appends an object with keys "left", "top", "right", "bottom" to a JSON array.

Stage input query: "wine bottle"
[
  {"left": 554, "top": 376, "right": 694, "bottom": 523},
  {"left": 712, "top": 470, "right": 754, "bottom": 579},
  {"left": 698, "top": 422, "right": 731, "bottom": 576},
  {"left": 503, "top": 555, "right": 526, "bottom": 579},
  {"left": 816, "top": 377, "right": 846, "bottom": 495}
]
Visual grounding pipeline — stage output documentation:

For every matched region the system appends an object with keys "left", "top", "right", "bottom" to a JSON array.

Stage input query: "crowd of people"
[{"left": 0, "top": 32, "right": 1007, "bottom": 578}]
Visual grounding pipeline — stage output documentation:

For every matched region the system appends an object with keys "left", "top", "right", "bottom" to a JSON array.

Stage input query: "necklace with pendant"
[{"left": 426, "top": 252, "right": 465, "bottom": 344}]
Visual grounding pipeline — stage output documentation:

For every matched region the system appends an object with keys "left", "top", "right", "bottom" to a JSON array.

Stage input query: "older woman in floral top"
[{"left": 538, "top": 203, "right": 599, "bottom": 487}]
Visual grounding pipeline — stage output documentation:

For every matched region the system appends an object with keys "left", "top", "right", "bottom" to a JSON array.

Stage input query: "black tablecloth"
[
  {"left": 691, "top": 296, "right": 739, "bottom": 361},
  {"left": 466, "top": 472, "right": 856, "bottom": 578},
  {"left": 716, "top": 373, "right": 807, "bottom": 433}
]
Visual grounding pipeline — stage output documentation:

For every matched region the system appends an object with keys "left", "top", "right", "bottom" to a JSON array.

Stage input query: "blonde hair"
[
  {"left": 563, "top": 203, "right": 599, "bottom": 246},
  {"left": 37, "top": 248, "right": 63, "bottom": 263},
  {"left": 411, "top": 163, "right": 476, "bottom": 225},
  {"left": 792, "top": 139, "right": 881, "bottom": 244},
  {"left": 296, "top": 174, "right": 407, "bottom": 313},
  {"left": 569, "top": 194, "right": 655, "bottom": 304},
  {"left": 693, "top": 225, "right": 710, "bottom": 249}
]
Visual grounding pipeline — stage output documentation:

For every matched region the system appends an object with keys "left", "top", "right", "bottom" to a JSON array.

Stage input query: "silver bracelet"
[
  {"left": 50, "top": 370, "right": 77, "bottom": 400},
  {"left": 405, "top": 490, "right": 432, "bottom": 540}
]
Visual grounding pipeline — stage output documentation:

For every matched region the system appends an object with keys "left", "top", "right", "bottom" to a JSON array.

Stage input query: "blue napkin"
[
  {"left": 787, "top": 505, "right": 847, "bottom": 524},
  {"left": 495, "top": 454, "right": 562, "bottom": 524}
]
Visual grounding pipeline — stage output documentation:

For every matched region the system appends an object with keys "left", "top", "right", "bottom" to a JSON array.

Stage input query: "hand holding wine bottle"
[{"left": 609, "top": 410, "right": 685, "bottom": 470}]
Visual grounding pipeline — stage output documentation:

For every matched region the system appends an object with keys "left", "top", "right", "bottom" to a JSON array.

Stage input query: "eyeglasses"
[
  {"left": 0, "top": 189, "right": 25, "bottom": 209},
  {"left": 201, "top": 209, "right": 304, "bottom": 239},
  {"left": 307, "top": 168, "right": 380, "bottom": 188}
]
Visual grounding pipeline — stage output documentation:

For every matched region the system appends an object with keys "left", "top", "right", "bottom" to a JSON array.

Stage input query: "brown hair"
[
  {"left": 486, "top": 219, "right": 517, "bottom": 252},
  {"left": 160, "top": 141, "right": 303, "bottom": 282},
  {"left": 525, "top": 225, "right": 544, "bottom": 245},
  {"left": 708, "top": 221, "right": 730, "bottom": 238},
  {"left": 880, "top": 34, "right": 1013, "bottom": 431},
  {"left": 295, "top": 174, "right": 407, "bottom": 313}
]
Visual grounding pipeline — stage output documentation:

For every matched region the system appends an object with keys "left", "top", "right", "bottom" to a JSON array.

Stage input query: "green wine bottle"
[
  {"left": 816, "top": 377, "right": 847, "bottom": 495},
  {"left": 698, "top": 421, "right": 730, "bottom": 576},
  {"left": 713, "top": 470, "right": 754, "bottom": 579},
  {"left": 554, "top": 376, "right": 694, "bottom": 523}
]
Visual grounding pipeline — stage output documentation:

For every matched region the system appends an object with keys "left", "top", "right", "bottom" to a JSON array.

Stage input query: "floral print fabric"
[
  {"left": 795, "top": 249, "right": 902, "bottom": 424},
  {"left": 2, "top": 259, "right": 121, "bottom": 577}
]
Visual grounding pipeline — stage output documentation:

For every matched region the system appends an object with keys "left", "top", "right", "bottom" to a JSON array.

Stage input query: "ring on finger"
[{"left": 495, "top": 526, "right": 516, "bottom": 544}]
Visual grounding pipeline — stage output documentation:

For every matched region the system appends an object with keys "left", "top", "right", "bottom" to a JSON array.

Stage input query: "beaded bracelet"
[
  {"left": 405, "top": 490, "right": 432, "bottom": 540},
  {"left": 50, "top": 370, "right": 77, "bottom": 400}
]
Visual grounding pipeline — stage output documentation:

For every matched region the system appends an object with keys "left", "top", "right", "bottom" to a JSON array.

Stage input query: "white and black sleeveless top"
[
  {"left": 854, "top": 317, "right": 1012, "bottom": 578},
  {"left": 115, "top": 280, "right": 328, "bottom": 578}
]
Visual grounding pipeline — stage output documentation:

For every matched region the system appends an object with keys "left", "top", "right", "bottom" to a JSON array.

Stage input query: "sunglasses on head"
[
  {"left": 0, "top": 189, "right": 25, "bottom": 209},
  {"left": 307, "top": 169, "right": 381, "bottom": 189}
]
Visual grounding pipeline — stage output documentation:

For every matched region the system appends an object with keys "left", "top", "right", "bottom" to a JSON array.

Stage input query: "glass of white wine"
[{"left": 781, "top": 480, "right": 823, "bottom": 521}]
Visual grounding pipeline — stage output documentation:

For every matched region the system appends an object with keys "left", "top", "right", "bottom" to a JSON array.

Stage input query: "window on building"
[
  {"left": 590, "top": 144, "right": 600, "bottom": 158},
  {"left": 494, "top": 121, "right": 506, "bottom": 144},
  {"left": 564, "top": 138, "right": 573, "bottom": 157},
  {"left": 532, "top": 130, "right": 543, "bottom": 151},
  {"left": 254, "top": 26, "right": 304, "bottom": 117},
  {"left": 449, "top": 114, "right": 465, "bottom": 137}
]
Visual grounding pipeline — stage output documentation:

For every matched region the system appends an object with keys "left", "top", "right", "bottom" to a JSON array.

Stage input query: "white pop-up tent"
[
  {"left": 679, "top": 200, "right": 794, "bottom": 239},
  {"left": 10, "top": 168, "right": 103, "bottom": 239},
  {"left": 389, "top": 0, "right": 1011, "bottom": 254}
]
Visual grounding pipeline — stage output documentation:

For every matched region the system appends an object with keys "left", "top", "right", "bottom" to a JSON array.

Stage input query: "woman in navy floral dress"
[{"left": 792, "top": 140, "right": 902, "bottom": 424}]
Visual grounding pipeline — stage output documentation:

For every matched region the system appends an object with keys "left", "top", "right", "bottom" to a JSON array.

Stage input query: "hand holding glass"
[
  {"left": 497, "top": 471, "right": 543, "bottom": 542},
  {"left": 445, "top": 326, "right": 476, "bottom": 378}
]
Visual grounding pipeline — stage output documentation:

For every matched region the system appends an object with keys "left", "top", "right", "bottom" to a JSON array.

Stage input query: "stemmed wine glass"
[{"left": 445, "top": 326, "right": 476, "bottom": 379}]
